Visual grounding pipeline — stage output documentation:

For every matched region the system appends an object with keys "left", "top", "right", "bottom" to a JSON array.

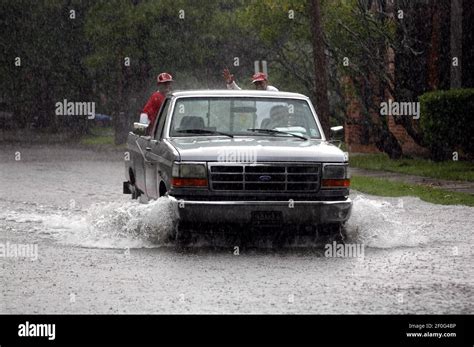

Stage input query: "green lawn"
[
  {"left": 350, "top": 153, "right": 474, "bottom": 182},
  {"left": 351, "top": 175, "right": 474, "bottom": 207},
  {"left": 80, "top": 126, "right": 116, "bottom": 146}
]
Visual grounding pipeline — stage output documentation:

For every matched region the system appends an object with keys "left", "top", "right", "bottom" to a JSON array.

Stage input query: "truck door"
[{"left": 144, "top": 99, "right": 170, "bottom": 199}]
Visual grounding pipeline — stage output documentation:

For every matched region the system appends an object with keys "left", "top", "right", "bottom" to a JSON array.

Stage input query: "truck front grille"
[{"left": 209, "top": 163, "right": 321, "bottom": 192}]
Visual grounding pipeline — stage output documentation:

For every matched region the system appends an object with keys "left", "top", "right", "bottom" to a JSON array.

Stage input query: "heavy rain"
[{"left": 0, "top": 2, "right": 472, "bottom": 343}]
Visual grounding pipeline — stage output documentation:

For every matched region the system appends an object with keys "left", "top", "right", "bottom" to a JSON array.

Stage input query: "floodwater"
[{"left": 0, "top": 145, "right": 472, "bottom": 313}]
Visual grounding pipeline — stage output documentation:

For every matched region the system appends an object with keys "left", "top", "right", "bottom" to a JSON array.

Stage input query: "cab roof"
[{"left": 169, "top": 89, "right": 309, "bottom": 100}]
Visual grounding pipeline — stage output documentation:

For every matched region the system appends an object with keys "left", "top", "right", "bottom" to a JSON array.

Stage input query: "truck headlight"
[
  {"left": 322, "top": 164, "right": 350, "bottom": 188},
  {"left": 172, "top": 162, "right": 208, "bottom": 187},
  {"left": 323, "top": 165, "right": 346, "bottom": 179}
]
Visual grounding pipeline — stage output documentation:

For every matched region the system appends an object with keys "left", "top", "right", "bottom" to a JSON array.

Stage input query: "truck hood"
[{"left": 168, "top": 136, "right": 347, "bottom": 162}]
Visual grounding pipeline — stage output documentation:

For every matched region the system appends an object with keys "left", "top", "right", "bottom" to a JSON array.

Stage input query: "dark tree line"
[{"left": 1, "top": 0, "right": 472, "bottom": 155}]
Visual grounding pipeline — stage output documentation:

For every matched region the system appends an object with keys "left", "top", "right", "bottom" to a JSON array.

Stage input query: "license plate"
[{"left": 251, "top": 211, "right": 283, "bottom": 225}]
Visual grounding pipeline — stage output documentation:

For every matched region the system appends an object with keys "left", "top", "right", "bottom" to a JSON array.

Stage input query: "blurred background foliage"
[{"left": 1, "top": 0, "right": 472, "bottom": 159}]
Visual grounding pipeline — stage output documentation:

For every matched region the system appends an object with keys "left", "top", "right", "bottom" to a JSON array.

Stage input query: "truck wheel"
[
  {"left": 131, "top": 185, "right": 141, "bottom": 199},
  {"left": 128, "top": 170, "right": 141, "bottom": 200},
  {"left": 159, "top": 182, "right": 167, "bottom": 197}
]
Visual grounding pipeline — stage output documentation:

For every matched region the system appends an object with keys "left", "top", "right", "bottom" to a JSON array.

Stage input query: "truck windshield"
[{"left": 169, "top": 97, "right": 322, "bottom": 139}]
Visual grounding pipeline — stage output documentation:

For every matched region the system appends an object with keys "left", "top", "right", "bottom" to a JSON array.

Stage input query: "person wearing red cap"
[
  {"left": 222, "top": 68, "right": 279, "bottom": 91},
  {"left": 140, "top": 72, "right": 174, "bottom": 131}
]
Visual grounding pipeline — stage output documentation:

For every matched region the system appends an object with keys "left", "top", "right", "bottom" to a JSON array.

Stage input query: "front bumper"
[{"left": 168, "top": 196, "right": 352, "bottom": 225}]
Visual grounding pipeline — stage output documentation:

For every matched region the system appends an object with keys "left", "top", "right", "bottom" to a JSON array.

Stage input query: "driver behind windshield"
[{"left": 265, "top": 105, "right": 290, "bottom": 129}]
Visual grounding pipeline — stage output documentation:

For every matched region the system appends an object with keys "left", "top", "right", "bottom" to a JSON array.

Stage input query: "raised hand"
[{"left": 222, "top": 68, "right": 234, "bottom": 84}]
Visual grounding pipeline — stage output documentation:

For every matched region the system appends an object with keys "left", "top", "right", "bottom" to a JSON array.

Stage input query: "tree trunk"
[
  {"left": 427, "top": 2, "right": 441, "bottom": 90},
  {"left": 114, "top": 57, "right": 129, "bottom": 145},
  {"left": 309, "top": 0, "right": 331, "bottom": 137},
  {"left": 374, "top": 128, "right": 403, "bottom": 159},
  {"left": 450, "top": 0, "right": 462, "bottom": 88}
]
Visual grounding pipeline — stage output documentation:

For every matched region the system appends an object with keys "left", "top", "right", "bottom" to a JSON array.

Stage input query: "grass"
[
  {"left": 80, "top": 126, "right": 116, "bottom": 146},
  {"left": 349, "top": 153, "right": 474, "bottom": 182},
  {"left": 351, "top": 175, "right": 474, "bottom": 207}
]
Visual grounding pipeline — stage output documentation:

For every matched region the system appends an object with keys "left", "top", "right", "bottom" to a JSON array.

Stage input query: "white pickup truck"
[{"left": 124, "top": 90, "right": 352, "bottom": 237}]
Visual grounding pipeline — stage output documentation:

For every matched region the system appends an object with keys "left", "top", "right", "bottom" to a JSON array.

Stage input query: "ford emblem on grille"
[{"left": 258, "top": 175, "right": 272, "bottom": 182}]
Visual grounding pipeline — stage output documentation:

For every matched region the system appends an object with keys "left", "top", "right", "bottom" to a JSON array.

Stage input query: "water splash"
[
  {"left": 38, "top": 197, "right": 179, "bottom": 249},
  {"left": 2, "top": 193, "right": 456, "bottom": 250},
  {"left": 346, "top": 195, "right": 429, "bottom": 248}
]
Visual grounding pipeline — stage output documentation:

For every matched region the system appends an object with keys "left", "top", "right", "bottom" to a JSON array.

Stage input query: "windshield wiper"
[
  {"left": 247, "top": 128, "right": 308, "bottom": 141},
  {"left": 176, "top": 129, "right": 234, "bottom": 138}
]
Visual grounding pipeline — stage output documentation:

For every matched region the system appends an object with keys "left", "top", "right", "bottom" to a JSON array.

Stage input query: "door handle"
[{"left": 135, "top": 139, "right": 152, "bottom": 164}]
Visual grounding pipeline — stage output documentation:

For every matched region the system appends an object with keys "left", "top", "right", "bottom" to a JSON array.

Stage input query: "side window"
[{"left": 154, "top": 99, "right": 170, "bottom": 140}]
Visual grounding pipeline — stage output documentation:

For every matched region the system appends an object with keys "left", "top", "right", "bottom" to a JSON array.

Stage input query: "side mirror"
[
  {"left": 133, "top": 122, "right": 149, "bottom": 136},
  {"left": 329, "top": 125, "right": 344, "bottom": 148}
]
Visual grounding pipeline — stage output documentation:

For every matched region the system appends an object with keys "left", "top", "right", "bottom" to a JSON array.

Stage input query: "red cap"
[
  {"left": 157, "top": 72, "right": 173, "bottom": 84},
  {"left": 251, "top": 72, "right": 268, "bottom": 83}
]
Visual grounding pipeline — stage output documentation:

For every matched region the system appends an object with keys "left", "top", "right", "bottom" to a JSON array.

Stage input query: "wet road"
[{"left": 0, "top": 145, "right": 472, "bottom": 313}]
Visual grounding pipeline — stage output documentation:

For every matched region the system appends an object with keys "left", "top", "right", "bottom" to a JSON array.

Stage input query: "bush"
[{"left": 419, "top": 89, "right": 474, "bottom": 161}]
